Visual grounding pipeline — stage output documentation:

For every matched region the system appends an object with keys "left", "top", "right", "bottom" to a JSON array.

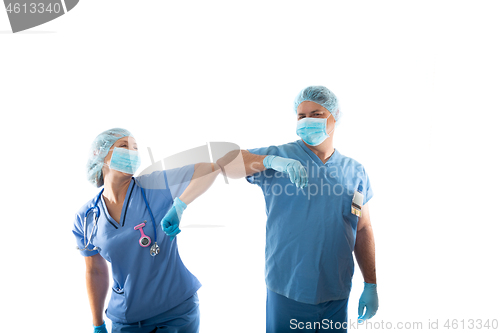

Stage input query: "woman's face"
[{"left": 103, "top": 136, "right": 139, "bottom": 174}]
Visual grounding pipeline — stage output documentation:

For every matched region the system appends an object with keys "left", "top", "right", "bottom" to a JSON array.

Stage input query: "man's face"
[{"left": 297, "top": 101, "right": 336, "bottom": 134}]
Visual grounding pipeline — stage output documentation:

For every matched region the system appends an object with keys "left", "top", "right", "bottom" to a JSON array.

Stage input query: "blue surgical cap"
[
  {"left": 293, "top": 86, "right": 342, "bottom": 123},
  {"left": 86, "top": 128, "right": 132, "bottom": 187}
]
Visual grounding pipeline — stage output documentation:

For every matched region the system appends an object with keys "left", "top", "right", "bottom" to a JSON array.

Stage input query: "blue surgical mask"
[
  {"left": 108, "top": 147, "right": 141, "bottom": 174},
  {"left": 296, "top": 113, "right": 333, "bottom": 146}
]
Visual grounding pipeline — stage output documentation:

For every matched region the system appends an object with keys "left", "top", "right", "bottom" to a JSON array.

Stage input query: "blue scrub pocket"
[
  {"left": 112, "top": 286, "right": 124, "bottom": 294},
  {"left": 108, "top": 284, "right": 128, "bottom": 323},
  {"left": 341, "top": 189, "right": 359, "bottom": 248}
]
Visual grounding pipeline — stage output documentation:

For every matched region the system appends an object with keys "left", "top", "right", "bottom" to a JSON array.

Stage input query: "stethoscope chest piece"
[{"left": 150, "top": 242, "right": 160, "bottom": 256}]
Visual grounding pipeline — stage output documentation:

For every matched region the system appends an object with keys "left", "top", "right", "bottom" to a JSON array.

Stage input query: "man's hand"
[
  {"left": 264, "top": 155, "right": 308, "bottom": 188},
  {"left": 358, "top": 282, "right": 378, "bottom": 322}
]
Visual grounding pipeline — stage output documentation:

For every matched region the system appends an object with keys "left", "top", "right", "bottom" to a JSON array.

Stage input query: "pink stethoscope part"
[{"left": 134, "top": 222, "right": 151, "bottom": 247}]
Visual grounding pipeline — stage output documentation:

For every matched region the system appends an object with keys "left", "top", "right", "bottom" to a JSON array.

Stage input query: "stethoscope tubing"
[
  {"left": 78, "top": 178, "right": 158, "bottom": 252},
  {"left": 80, "top": 188, "right": 104, "bottom": 251}
]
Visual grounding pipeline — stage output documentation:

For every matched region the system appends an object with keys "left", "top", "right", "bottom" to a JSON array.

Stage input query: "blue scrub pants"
[
  {"left": 266, "top": 289, "right": 348, "bottom": 333},
  {"left": 112, "top": 293, "right": 200, "bottom": 333}
]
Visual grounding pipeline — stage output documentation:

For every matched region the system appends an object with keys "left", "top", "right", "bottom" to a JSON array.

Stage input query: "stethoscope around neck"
[{"left": 76, "top": 178, "right": 160, "bottom": 257}]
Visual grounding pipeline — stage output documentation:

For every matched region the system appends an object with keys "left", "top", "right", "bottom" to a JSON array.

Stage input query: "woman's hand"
[
  {"left": 161, "top": 197, "right": 187, "bottom": 240},
  {"left": 93, "top": 322, "right": 108, "bottom": 333}
]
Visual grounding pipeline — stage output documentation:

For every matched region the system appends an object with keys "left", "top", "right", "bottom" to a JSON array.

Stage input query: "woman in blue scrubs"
[{"left": 73, "top": 128, "right": 220, "bottom": 333}]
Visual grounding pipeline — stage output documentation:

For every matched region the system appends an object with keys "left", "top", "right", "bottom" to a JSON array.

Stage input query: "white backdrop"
[{"left": 1, "top": 1, "right": 499, "bottom": 332}]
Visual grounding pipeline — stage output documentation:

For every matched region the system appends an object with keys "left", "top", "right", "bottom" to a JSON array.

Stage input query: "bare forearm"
[
  {"left": 86, "top": 264, "right": 109, "bottom": 326},
  {"left": 354, "top": 225, "right": 377, "bottom": 284},
  {"left": 216, "top": 149, "right": 266, "bottom": 179},
  {"left": 179, "top": 163, "right": 221, "bottom": 205}
]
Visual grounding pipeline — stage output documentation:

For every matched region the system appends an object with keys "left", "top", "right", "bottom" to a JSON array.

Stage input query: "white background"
[{"left": 1, "top": 1, "right": 500, "bottom": 332}]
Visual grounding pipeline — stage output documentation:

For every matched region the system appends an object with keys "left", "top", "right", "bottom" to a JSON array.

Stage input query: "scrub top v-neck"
[
  {"left": 99, "top": 179, "right": 136, "bottom": 229},
  {"left": 246, "top": 140, "right": 373, "bottom": 305},
  {"left": 73, "top": 165, "right": 201, "bottom": 324}
]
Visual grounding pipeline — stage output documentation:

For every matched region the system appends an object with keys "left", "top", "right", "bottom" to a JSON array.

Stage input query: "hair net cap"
[
  {"left": 86, "top": 128, "right": 132, "bottom": 187},
  {"left": 294, "top": 86, "right": 342, "bottom": 123}
]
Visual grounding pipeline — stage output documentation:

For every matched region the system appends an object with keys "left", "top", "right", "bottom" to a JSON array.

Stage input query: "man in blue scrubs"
[{"left": 217, "top": 86, "right": 378, "bottom": 332}]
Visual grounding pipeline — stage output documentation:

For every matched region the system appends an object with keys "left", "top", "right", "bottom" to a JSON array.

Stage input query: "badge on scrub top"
[
  {"left": 133, "top": 220, "right": 160, "bottom": 257},
  {"left": 134, "top": 221, "right": 151, "bottom": 247},
  {"left": 351, "top": 191, "right": 364, "bottom": 217}
]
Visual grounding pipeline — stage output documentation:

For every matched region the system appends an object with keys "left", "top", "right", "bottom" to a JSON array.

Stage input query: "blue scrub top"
[
  {"left": 246, "top": 140, "right": 373, "bottom": 305},
  {"left": 73, "top": 165, "right": 201, "bottom": 324}
]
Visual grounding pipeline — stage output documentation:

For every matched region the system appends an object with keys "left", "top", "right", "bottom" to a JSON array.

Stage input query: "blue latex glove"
[
  {"left": 358, "top": 282, "right": 379, "bottom": 322},
  {"left": 263, "top": 155, "right": 308, "bottom": 188},
  {"left": 161, "top": 197, "right": 187, "bottom": 240},
  {"left": 93, "top": 322, "right": 108, "bottom": 333}
]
